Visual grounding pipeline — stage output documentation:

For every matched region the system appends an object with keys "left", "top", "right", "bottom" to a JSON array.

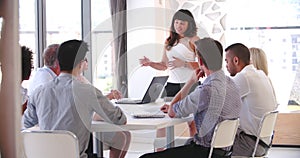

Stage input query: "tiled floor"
[
  {"left": 103, "top": 140, "right": 300, "bottom": 158},
  {"left": 267, "top": 146, "right": 300, "bottom": 158},
  {"left": 100, "top": 130, "right": 300, "bottom": 158}
]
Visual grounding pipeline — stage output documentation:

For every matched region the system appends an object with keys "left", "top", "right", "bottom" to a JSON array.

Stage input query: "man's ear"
[{"left": 233, "top": 56, "right": 239, "bottom": 65}]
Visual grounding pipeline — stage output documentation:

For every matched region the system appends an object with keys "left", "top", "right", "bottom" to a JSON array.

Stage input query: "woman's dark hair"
[
  {"left": 21, "top": 46, "right": 33, "bottom": 81},
  {"left": 165, "top": 9, "right": 197, "bottom": 50}
]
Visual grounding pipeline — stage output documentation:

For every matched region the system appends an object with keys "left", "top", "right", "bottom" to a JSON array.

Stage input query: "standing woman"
[
  {"left": 140, "top": 9, "right": 200, "bottom": 98},
  {"left": 139, "top": 9, "right": 200, "bottom": 137}
]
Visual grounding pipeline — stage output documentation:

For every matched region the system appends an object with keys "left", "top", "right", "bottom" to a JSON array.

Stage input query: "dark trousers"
[
  {"left": 232, "top": 130, "right": 269, "bottom": 156},
  {"left": 86, "top": 133, "right": 96, "bottom": 158},
  {"left": 140, "top": 141, "right": 231, "bottom": 158},
  {"left": 162, "top": 82, "right": 200, "bottom": 97}
]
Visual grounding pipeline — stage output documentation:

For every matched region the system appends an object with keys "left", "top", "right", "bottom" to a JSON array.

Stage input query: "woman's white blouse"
[{"left": 166, "top": 43, "right": 195, "bottom": 83}]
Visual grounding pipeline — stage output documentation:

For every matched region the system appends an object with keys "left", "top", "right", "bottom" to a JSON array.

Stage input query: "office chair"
[
  {"left": 154, "top": 118, "right": 240, "bottom": 158},
  {"left": 232, "top": 110, "right": 279, "bottom": 158},
  {"left": 251, "top": 110, "right": 278, "bottom": 158},
  {"left": 208, "top": 118, "right": 240, "bottom": 158},
  {"left": 22, "top": 130, "right": 80, "bottom": 158}
]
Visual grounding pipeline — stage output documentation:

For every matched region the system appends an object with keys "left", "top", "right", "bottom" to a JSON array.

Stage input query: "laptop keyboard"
[
  {"left": 115, "top": 98, "right": 142, "bottom": 104},
  {"left": 132, "top": 113, "right": 165, "bottom": 118}
]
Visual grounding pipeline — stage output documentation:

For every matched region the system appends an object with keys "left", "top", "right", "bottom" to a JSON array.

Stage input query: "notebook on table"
[{"left": 115, "top": 76, "right": 169, "bottom": 104}]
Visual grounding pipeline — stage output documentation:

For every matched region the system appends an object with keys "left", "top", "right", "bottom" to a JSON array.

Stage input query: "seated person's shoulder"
[
  {"left": 226, "top": 76, "right": 240, "bottom": 90},
  {"left": 231, "top": 72, "right": 248, "bottom": 85}
]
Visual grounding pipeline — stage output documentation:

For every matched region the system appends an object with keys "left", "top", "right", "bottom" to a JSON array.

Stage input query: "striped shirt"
[{"left": 173, "top": 70, "right": 242, "bottom": 147}]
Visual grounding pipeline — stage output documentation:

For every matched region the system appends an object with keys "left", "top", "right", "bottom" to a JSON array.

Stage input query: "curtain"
[{"left": 110, "top": 0, "right": 128, "bottom": 97}]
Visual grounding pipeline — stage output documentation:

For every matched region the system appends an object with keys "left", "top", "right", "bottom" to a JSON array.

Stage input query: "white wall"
[{"left": 127, "top": 0, "right": 169, "bottom": 97}]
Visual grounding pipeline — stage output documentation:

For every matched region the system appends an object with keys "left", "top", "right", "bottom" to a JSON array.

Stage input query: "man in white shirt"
[
  {"left": 225, "top": 43, "right": 277, "bottom": 157},
  {"left": 27, "top": 44, "right": 60, "bottom": 96}
]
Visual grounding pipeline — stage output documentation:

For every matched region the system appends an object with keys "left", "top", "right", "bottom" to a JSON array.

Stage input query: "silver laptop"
[{"left": 115, "top": 76, "right": 169, "bottom": 104}]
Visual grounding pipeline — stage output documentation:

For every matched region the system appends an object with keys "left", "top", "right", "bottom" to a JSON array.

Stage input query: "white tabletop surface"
[{"left": 91, "top": 101, "right": 193, "bottom": 132}]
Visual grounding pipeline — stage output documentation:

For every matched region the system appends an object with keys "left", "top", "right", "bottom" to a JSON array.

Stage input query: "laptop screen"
[{"left": 141, "top": 76, "right": 169, "bottom": 103}]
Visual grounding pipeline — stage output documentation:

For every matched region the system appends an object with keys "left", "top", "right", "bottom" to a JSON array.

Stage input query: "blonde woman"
[
  {"left": 249, "top": 47, "right": 278, "bottom": 108},
  {"left": 249, "top": 47, "right": 269, "bottom": 75}
]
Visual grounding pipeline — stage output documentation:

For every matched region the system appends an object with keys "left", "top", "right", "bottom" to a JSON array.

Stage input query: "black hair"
[
  {"left": 57, "top": 40, "right": 89, "bottom": 71},
  {"left": 225, "top": 43, "right": 250, "bottom": 65},
  {"left": 195, "top": 38, "right": 223, "bottom": 71},
  {"left": 165, "top": 9, "right": 197, "bottom": 50},
  {"left": 21, "top": 46, "right": 33, "bottom": 81}
]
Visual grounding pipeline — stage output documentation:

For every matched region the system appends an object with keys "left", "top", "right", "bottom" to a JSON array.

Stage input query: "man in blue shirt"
[
  {"left": 23, "top": 40, "right": 131, "bottom": 158},
  {"left": 140, "top": 38, "right": 242, "bottom": 158}
]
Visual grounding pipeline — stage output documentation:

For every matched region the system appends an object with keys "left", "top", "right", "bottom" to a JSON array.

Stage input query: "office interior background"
[{"left": 0, "top": 0, "right": 299, "bottom": 157}]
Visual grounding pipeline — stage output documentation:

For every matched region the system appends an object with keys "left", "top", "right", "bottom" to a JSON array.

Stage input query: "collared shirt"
[
  {"left": 20, "top": 86, "right": 28, "bottom": 105},
  {"left": 23, "top": 73, "right": 127, "bottom": 158},
  {"left": 27, "top": 66, "right": 57, "bottom": 96},
  {"left": 232, "top": 65, "right": 277, "bottom": 135},
  {"left": 173, "top": 70, "right": 242, "bottom": 147}
]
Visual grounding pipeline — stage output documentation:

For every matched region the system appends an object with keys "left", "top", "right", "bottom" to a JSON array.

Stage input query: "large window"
[
  {"left": 91, "top": 0, "right": 114, "bottom": 93},
  {"left": 19, "top": 0, "right": 82, "bottom": 88},
  {"left": 19, "top": 0, "right": 36, "bottom": 88},
  {"left": 46, "top": 0, "right": 81, "bottom": 46},
  {"left": 19, "top": 0, "right": 35, "bottom": 51},
  {"left": 226, "top": 0, "right": 300, "bottom": 109}
]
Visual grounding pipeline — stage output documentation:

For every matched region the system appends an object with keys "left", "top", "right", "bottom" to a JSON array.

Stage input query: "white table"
[{"left": 91, "top": 102, "right": 193, "bottom": 157}]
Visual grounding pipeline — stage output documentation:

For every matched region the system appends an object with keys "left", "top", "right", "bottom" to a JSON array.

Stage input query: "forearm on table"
[
  {"left": 168, "top": 104, "right": 176, "bottom": 118},
  {"left": 95, "top": 102, "right": 127, "bottom": 125},
  {"left": 95, "top": 91, "right": 127, "bottom": 124},
  {"left": 168, "top": 81, "right": 194, "bottom": 118}
]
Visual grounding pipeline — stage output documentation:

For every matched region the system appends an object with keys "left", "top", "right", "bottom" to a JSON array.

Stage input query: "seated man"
[
  {"left": 27, "top": 44, "right": 60, "bottom": 96},
  {"left": 23, "top": 44, "right": 59, "bottom": 114},
  {"left": 23, "top": 39, "right": 131, "bottom": 158},
  {"left": 224, "top": 43, "right": 277, "bottom": 157},
  {"left": 140, "top": 38, "right": 242, "bottom": 158}
]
